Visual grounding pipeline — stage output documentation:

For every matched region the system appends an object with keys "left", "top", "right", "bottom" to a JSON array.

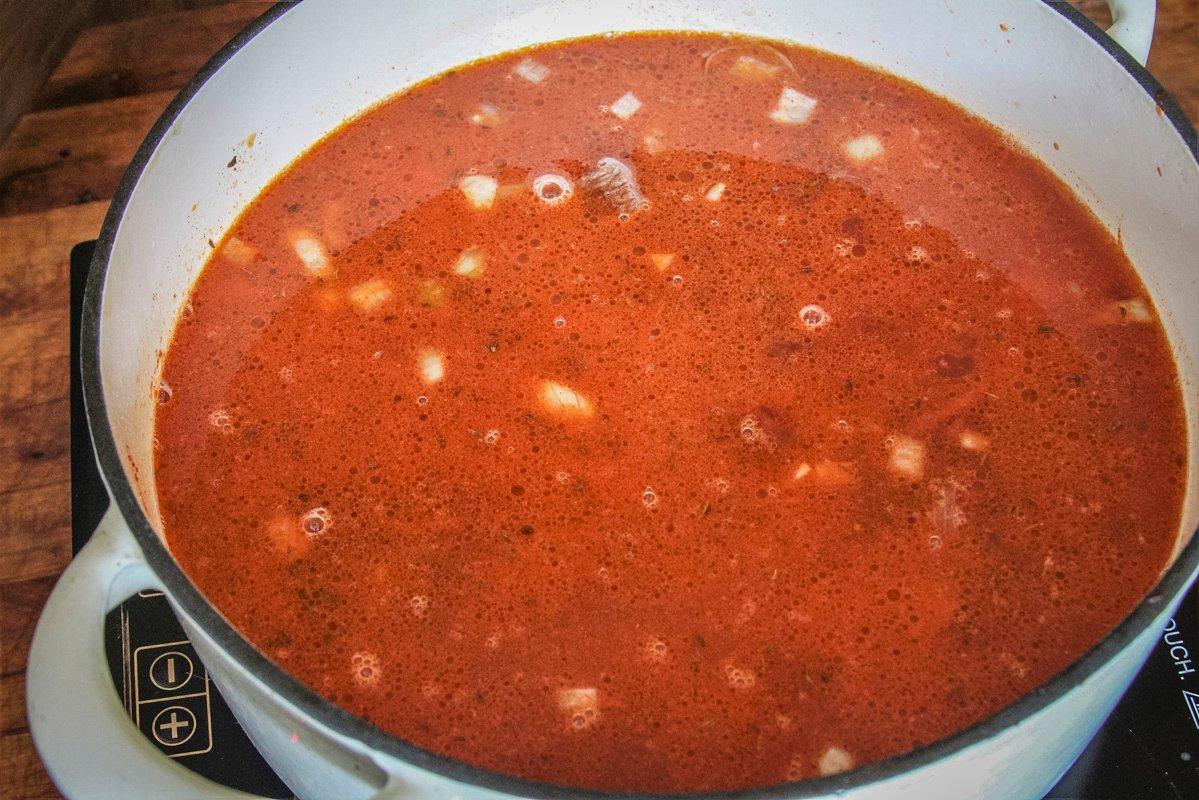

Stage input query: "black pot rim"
[{"left": 80, "top": 2, "right": 1199, "bottom": 798}]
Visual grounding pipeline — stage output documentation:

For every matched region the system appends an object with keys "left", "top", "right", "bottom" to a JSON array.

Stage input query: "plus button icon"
[{"left": 151, "top": 706, "right": 197, "bottom": 747}]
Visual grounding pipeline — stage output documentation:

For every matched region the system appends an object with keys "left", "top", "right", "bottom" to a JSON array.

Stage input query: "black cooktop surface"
[{"left": 68, "top": 241, "right": 1199, "bottom": 799}]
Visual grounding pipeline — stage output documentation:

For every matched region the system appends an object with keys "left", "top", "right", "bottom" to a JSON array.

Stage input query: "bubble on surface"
[
  {"left": 154, "top": 379, "right": 173, "bottom": 405},
  {"left": 350, "top": 651, "right": 382, "bottom": 687},
  {"left": 799, "top": 304, "right": 828, "bottom": 328},
  {"left": 208, "top": 408, "right": 233, "bottom": 433},
  {"left": 532, "top": 174, "right": 575, "bottom": 205},
  {"left": 641, "top": 487, "right": 658, "bottom": 509},
  {"left": 301, "top": 507, "right": 331, "bottom": 537},
  {"left": 724, "top": 663, "right": 756, "bottom": 689}
]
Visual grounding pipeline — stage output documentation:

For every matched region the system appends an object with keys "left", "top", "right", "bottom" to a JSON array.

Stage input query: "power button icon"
[{"left": 148, "top": 650, "right": 194, "bottom": 692}]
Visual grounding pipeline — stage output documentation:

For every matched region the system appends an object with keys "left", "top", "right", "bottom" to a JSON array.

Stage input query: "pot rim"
[{"left": 81, "top": 2, "right": 1199, "bottom": 797}]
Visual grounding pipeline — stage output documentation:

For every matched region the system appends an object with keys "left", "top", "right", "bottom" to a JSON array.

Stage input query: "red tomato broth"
[{"left": 154, "top": 33, "right": 1186, "bottom": 792}]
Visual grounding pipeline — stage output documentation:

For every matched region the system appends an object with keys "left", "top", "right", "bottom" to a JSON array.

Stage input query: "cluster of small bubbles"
[
  {"left": 646, "top": 639, "right": 668, "bottom": 662},
  {"left": 484, "top": 429, "right": 500, "bottom": 445},
  {"left": 724, "top": 663, "right": 756, "bottom": 689},
  {"left": 740, "top": 415, "right": 763, "bottom": 442},
  {"left": 553, "top": 316, "right": 566, "bottom": 328},
  {"left": 671, "top": 274, "right": 684, "bottom": 285},
  {"left": 416, "top": 395, "right": 429, "bottom": 406},
  {"left": 350, "top": 651, "right": 381, "bottom": 688},
  {"left": 642, "top": 487, "right": 658, "bottom": 509},
  {"left": 929, "top": 535, "right": 942, "bottom": 550},
  {"left": 799, "top": 304, "right": 828, "bottom": 328},
  {"left": 301, "top": 507, "right": 331, "bottom": 537},
  {"left": 713, "top": 477, "right": 730, "bottom": 493},
  {"left": 154, "top": 379, "right": 173, "bottom": 405},
  {"left": 555, "top": 471, "right": 572, "bottom": 484},
  {"left": 907, "top": 245, "right": 930, "bottom": 264},
  {"left": 279, "top": 365, "right": 295, "bottom": 383},
  {"left": 208, "top": 408, "right": 233, "bottom": 433},
  {"left": 409, "top": 595, "right": 430, "bottom": 617}
]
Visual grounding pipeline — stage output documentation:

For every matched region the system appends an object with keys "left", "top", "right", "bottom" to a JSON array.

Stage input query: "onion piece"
[
  {"left": 514, "top": 58, "right": 550, "bottom": 84},
  {"left": 453, "top": 247, "right": 486, "bottom": 277},
  {"left": 607, "top": 91, "right": 642, "bottom": 120},
  {"left": 347, "top": 278, "right": 393, "bottom": 312},
  {"left": 844, "top": 134, "right": 885, "bottom": 163},
  {"left": 642, "top": 131, "right": 666, "bottom": 155},
  {"left": 769, "top": 87, "right": 817, "bottom": 125},
  {"left": 649, "top": 253, "right": 675, "bottom": 271},
  {"left": 289, "top": 231, "right": 331, "bottom": 277},
  {"left": 731, "top": 54, "right": 782, "bottom": 80},
  {"left": 959, "top": 430, "right": 989, "bottom": 451},
  {"left": 468, "top": 103, "right": 502, "bottom": 127},
  {"left": 414, "top": 279, "right": 444, "bottom": 308},
  {"left": 458, "top": 174, "right": 498, "bottom": 209},
  {"left": 419, "top": 349, "right": 445, "bottom": 385},
  {"left": 539, "top": 380, "right": 594, "bottom": 418},
  {"left": 222, "top": 236, "right": 257, "bottom": 265},
  {"left": 812, "top": 460, "right": 854, "bottom": 486},
  {"left": 818, "top": 746, "right": 855, "bottom": 776},
  {"left": 705, "top": 182, "right": 727, "bottom": 202},
  {"left": 580, "top": 157, "right": 648, "bottom": 215},
  {"left": 704, "top": 43, "right": 797, "bottom": 80},
  {"left": 888, "top": 435, "right": 925, "bottom": 479},
  {"left": 557, "top": 687, "right": 599, "bottom": 729}
]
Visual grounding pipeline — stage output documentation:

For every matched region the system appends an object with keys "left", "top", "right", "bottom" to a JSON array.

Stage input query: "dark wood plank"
[
  {"left": 37, "top": 2, "right": 274, "bottom": 110},
  {"left": 0, "top": 577, "right": 55, "bottom": 676},
  {"left": 99, "top": 0, "right": 243, "bottom": 23},
  {"left": 0, "top": 0, "right": 99, "bottom": 145},
  {"left": 0, "top": 481, "right": 71, "bottom": 586},
  {"left": 0, "top": 202, "right": 107, "bottom": 586},
  {"left": 1, "top": 673, "right": 28, "bottom": 735},
  {"left": 0, "top": 92, "right": 171, "bottom": 217},
  {"left": 1147, "top": 0, "right": 1199, "bottom": 122},
  {"left": 0, "top": 732, "right": 60, "bottom": 800}
]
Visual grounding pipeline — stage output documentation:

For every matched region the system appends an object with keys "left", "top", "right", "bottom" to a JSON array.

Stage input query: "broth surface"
[{"left": 155, "top": 34, "right": 1186, "bottom": 792}]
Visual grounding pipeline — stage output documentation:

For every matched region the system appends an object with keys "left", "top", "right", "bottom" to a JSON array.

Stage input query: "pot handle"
[
  {"left": 26, "top": 506, "right": 273, "bottom": 799},
  {"left": 1104, "top": 0, "right": 1156, "bottom": 66}
]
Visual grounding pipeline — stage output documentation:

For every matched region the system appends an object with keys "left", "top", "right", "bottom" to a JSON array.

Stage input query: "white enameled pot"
[{"left": 26, "top": 1, "right": 1199, "bottom": 798}]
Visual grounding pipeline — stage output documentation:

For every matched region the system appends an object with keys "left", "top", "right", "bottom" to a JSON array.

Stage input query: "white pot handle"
[
  {"left": 27, "top": 506, "right": 272, "bottom": 799},
  {"left": 1105, "top": 0, "right": 1156, "bottom": 66},
  {"left": 28, "top": 507, "right": 412, "bottom": 799}
]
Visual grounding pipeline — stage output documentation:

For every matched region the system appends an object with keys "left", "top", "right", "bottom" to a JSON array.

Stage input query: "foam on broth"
[{"left": 154, "top": 33, "right": 1186, "bottom": 792}]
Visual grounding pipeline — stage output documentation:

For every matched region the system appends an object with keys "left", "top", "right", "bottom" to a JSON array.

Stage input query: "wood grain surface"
[
  {"left": 0, "top": 2, "right": 1194, "bottom": 797},
  {"left": 0, "top": 0, "right": 99, "bottom": 145}
]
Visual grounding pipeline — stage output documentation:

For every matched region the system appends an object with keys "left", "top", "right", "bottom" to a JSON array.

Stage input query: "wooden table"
[{"left": 0, "top": 2, "right": 1194, "bottom": 797}]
